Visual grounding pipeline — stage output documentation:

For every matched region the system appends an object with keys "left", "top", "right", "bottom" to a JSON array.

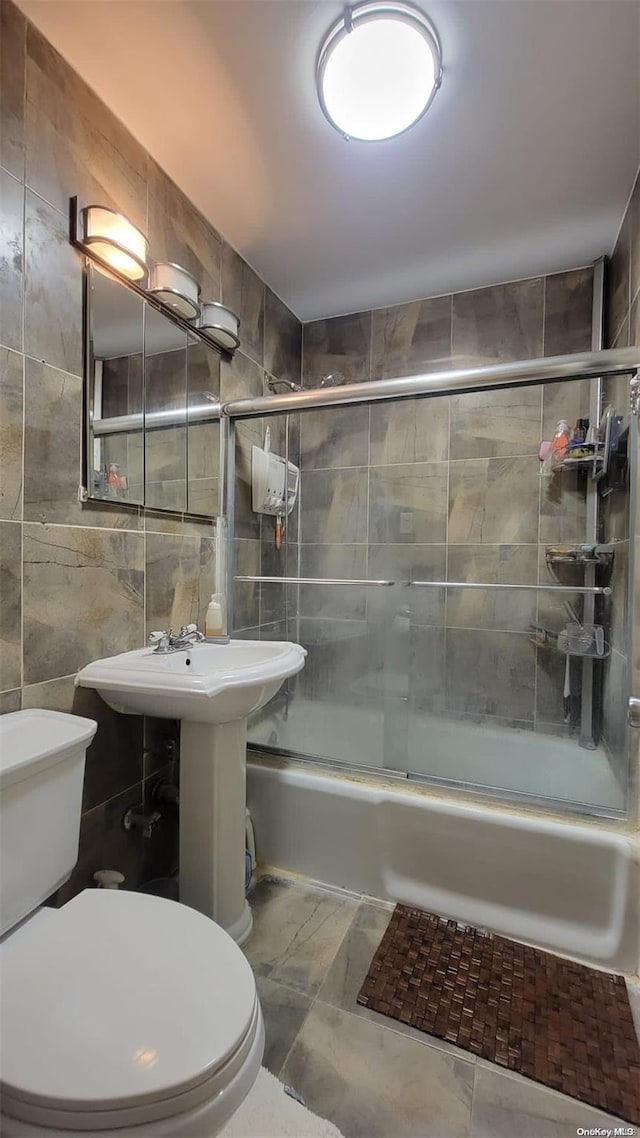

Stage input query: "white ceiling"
[{"left": 19, "top": 0, "right": 640, "bottom": 321}]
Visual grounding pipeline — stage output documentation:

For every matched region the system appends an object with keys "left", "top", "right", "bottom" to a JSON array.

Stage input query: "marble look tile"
[
  {"left": 148, "top": 159, "right": 221, "bottom": 303},
  {"left": 300, "top": 544, "right": 367, "bottom": 619},
  {"left": 630, "top": 172, "right": 640, "bottom": 307},
  {"left": 24, "top": 190, "right": 82, "bottom": 376},
  {"left": 0, "top": 520, "right": 21, "bottom": 691},
  {"left": 0, "top": 347, "right": 23, "bottom": 520},
  {"left": 410, "top": 625, "right": 446, "bottom": 712},
  {"left": 23, "top": 524, "right": 144, "bottom": 685},
  {"left": 471, "top": 1060, "right": 628, "bottom": 1138},
  {"left": 187, "top": 476, "right": 219, "bottom": 517},
  {"left": 318, "top": 901, "right": 472, "bottom": 1063},
  {"left": 0, "top": 1, "right": 26, "bottom": 179},
  {"left": 143, "top": 508, "right": 213, "bottom": 538},
  {"left": 449, "top": 386, "right": 542, "bottom": 461},
  {"left": 303, "top": 311, "right": 371, "bottom": 385},
  {"left": 145, "top": 429, "right": 187, "bottom": 507},
  {"left": 23, "top": 359, "right": 82, "bottom": 523},
  {"left": 245, "top": 877, "right": 358, "bottom": 996},
  {"left": 0, "top": 689, "right": 21, "bottom": 713},
  {"left": 535, "top": 646, "right": 575, "bottom": 728},
  {"left": 367, "top": 544, "right": 446, "bottom": 626},
  {"left": 612, "top": 314, "right": 630, "bottom": 349},
  {"left": 543, "top": 267, "right": 593, "bottom": 356},
  {"left": 142, "top": 762, "right": 179, "bottom": 884},
  {"left": 234, "top": 537, "right": 260, "bottom": 630},
  {"left": 145, "top": 531, "right": 215, "bottom": 634},
  {"left": 448, "top": 457, "right": 540, "bottom": 545},
  {"left": 371, "top": 295, "right": 452, "bottom": 379},
  {"left": 143, "top": 716, "right": 180, "bottom": 780},
  {"left": 144, "top": 343, "right": 188, "bottom": 415},
  {"left": 254, "top": 976, "right": 312, "bottom": 1077},
  {"left": 25, "top": 23, "right": 147, "bottom": 227},
  {"left": 301, "top": 404, "right": 369, "bottom": 469},
  {"left": 541, "top": 378, "right": 591, "bottom": 440},
  {"left": 298, "top": 618, "right": 380, "bottom": 705},
  {"left": 538, "top": 468, "right": 587, "bottom": 544},
  {"left": 370, "top": 394, "right": 449, "bottom": 465},
  {"left": 369, "top": 462, "right": 448, "bottom": 544},
  {"left": 221, "top": 350, "right": 265, "bottom": 540},
  {"left": 54, "top": 782, "right": 146, "bottom": 906},
  {"left": 281, "top": 1000, "right": 474, "bottom": 1138},
  {"left": 606, "top": 207, "right": 631, "bottom": 347},
  {"left": 264, "top": 287, "right": 302, "bottom": 387},
  {"left": 446, "top": 629, "right": 536, "bottom": 720},
  {"left": 452, "top": 279, "right": 543, "bottom": 368},
  {"left": 446, "top": 545, "right": 538, "bottom": 632},
  {"left": 602, "top": 648, "right": 629, "bottom": 760},
  {"left": 608, "top": 539, "right": 629, "bottom": 655},
  {"left": 301, "top": 468, "right": 368, "bottom": 544},
  {"left": 222, "top": 243, "right": 265, "bottom": 366},
  {"left": 22, "top": 674, "right": 143, "bottom": 812},
  {"left": 0, "top": 170, "right": 23, "bottom": 352}
]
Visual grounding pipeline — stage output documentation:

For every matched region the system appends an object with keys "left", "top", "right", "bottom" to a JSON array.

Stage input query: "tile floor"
[{"left": 243, "top": 875, "right": 640, "bottom": 1138}]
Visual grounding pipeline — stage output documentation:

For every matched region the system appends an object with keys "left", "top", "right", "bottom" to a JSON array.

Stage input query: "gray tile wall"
[
  {"left": 0, "top": 1, "right": 301, "bottom": 898},
  {"left": 299, "top": 268, "right": 595, "bottom": 740},
  {"left": 603, "top": 168, "right": 640, "bottom": 811}
]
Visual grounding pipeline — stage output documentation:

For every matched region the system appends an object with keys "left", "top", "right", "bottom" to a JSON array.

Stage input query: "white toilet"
[{"left": 0, "top": 709, "right": 264, "bottom": 1137}]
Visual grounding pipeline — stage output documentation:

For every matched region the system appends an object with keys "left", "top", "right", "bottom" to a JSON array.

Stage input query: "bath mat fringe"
[{"left": 357, "top": 905, "right": 640, "bottom": 1124}]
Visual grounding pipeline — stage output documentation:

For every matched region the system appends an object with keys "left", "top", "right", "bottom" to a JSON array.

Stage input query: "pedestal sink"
[{"left": 76, "top": 640, "right": 306, "bottom": 944}]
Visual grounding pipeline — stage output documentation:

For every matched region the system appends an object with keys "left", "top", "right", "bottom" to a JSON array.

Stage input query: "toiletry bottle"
[
  {"left": 550, "top": 419, "right": 570, "bottom": 470},
  {"left": 205, "top": 593, "right": 225, "bottom": 640}
]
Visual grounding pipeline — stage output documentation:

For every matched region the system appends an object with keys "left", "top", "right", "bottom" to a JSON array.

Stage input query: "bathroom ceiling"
[{"left": 19, "top": 0, "right": 640, "bottom": 321}]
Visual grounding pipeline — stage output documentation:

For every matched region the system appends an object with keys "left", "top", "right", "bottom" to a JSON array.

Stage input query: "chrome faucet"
[{"left": 148, "top": 624, "right": 205, "bottom": 654}]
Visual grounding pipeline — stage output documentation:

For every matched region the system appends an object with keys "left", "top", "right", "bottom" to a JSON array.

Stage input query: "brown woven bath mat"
[{"left": 357, "top": 905, "right": 640, "bottom": 1124}]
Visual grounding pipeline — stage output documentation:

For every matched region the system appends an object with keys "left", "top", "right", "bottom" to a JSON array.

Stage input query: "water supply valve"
[{"left": 122, "top": 807, "right": 162, "bottom": 839}]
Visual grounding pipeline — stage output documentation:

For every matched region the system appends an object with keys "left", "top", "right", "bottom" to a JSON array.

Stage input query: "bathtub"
[{"left": 247, "top": 755, "right": 640, "bottom": 974}]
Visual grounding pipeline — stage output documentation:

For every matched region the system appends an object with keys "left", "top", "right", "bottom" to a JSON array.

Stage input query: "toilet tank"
[{"left": 0, "top": 710, "right": 97, "bottom": 936}]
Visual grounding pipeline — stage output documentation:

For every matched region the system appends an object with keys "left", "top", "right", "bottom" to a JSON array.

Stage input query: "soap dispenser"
[{"left": 205, "top": 593, "right": 229, "bottom": 642}]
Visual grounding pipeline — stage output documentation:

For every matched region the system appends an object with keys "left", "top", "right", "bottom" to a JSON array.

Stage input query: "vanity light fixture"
[
  {"left": 316, "top": 1, "right": 442, "bottom": 142},
  {"left": 75, "top": 204, "right": 148, "bottom": 281},
  {"left": 198, "top": 302, "right": 241, "bottom": 352},
  {"left": 148, "top": 262, "right": 201, "bottom": 321}
]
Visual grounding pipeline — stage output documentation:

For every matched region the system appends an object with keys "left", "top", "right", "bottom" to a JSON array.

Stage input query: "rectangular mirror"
[{"left": 85, "top": 262, "right": 222, "bottom": 517}]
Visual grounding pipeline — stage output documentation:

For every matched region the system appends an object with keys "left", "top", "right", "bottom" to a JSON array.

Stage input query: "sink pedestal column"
[{"left": 179, "top": 720, "right": 253, "bottom": 946}]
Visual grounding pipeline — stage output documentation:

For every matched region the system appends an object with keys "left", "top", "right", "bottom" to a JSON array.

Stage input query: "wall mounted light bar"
[{"left": 70, "top": 197, "right": 240, "bottom": 355}]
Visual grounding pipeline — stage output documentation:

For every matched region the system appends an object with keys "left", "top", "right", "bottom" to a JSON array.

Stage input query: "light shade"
[
  {"left": 81, "top": 206, "right": 148, "bottom": 281},
  {"left": 317, "top": 1, "right": 442, "bottom": 141},
  {"left": 148, "top": 262, "right": 201, "bottom": 320},
  {"left": 198, "top": 302, "right": 240, "bottom": 352}
]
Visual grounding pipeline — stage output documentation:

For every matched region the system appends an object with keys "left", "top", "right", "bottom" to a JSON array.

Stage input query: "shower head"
[
  {"left": 318, "top": 371, "right": 346, "bottom": 388},
  {"left": 266, "top": 376, "right": 302, "bottom": 393}
]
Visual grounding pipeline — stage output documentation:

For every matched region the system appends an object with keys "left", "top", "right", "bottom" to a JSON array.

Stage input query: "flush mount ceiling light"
[
  {"left": 148, "top": 262, "right": 201, "bottom": 320},
  {"left": 317, "top": 1, "right": 442, "bottom": 142},
  {"left": 198, "top": 302, "right": 241, "bottom": 352},
  {"left": 77, "top": 204, "right": 148, "bottom": 281}
]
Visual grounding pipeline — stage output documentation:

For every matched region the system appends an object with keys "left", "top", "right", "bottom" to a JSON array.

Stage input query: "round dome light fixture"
[{"left": 317, "top": 1, "right": 442, "bottom": 142}]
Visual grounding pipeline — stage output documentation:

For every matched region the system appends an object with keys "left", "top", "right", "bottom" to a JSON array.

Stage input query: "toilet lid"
[{"left": 0, "top": 890, "right": 258, "bottom": 1123}]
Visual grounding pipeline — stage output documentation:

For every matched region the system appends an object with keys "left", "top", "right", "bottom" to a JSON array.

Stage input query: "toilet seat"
[{"left": 0, "top": 890, "right": 261, "bottom": 1132}]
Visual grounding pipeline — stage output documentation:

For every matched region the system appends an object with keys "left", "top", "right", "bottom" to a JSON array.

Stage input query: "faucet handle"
[{"left": 148, "top": 631, "right": 166, "bottom": 645}]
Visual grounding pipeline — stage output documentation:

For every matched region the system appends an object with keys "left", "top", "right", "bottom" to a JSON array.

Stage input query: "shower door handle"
[{"left": 628, "top": 697, "right": 640, "bottom": 728}]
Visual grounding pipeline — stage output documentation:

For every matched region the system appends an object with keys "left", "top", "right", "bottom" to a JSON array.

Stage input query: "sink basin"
[
  {"left": 76, "top": 638, "right": 306, "bottom": 945},
  {"left": 75, "top": 639, "right": 306, "bottom": 723}
]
